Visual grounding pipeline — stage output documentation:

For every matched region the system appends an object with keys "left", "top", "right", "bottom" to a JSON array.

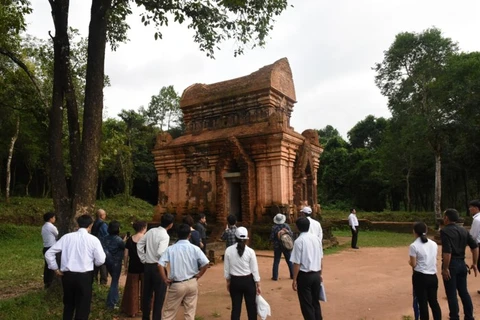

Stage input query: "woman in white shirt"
[
  {"left": 408, "top": 222, "right": 441, "bottom": 320},
  {"left": 224, "top": 227, "right": 261, "bottom": 320}
]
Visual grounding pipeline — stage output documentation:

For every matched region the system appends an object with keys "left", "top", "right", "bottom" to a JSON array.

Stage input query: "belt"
[
  {"left": 172, "top": 276, "right": 196, "bottom": 283},
  {"left": 299, "top": 270, "right": 320, "bottom": 274}
]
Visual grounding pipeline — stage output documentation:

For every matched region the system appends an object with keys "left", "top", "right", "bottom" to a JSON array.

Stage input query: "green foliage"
[
  {"left": 332, "top": 229, "right": 413, "bottom": 247},
  {"left": 140, "top": 85, "right": 183, "bottom": 131},
  {"left": 135, "top": 0, "right": 290, "bottom": 57}
]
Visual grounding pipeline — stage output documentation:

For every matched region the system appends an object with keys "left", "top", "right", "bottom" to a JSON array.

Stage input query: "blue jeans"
[
  {"left": 443, "top": 259, "right": 474, "bottom": 320},
  {"left": 106, "top": 262, "right": 122, "bottom": 308},
  {"left": 272, "top": 246, "right": 293, "bottom": 280}
]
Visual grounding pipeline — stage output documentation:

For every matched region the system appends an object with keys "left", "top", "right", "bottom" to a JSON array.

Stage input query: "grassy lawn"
[{"left": 332, "top": 229, "right": 414, "bottom": 247}]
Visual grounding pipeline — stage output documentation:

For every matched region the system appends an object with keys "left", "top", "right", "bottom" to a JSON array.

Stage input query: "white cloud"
[{"left": 26, "top": 0, "right": 480, "bottom": 139}]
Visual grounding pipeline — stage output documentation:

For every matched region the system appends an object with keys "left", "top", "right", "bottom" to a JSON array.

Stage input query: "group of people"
[
  {"left": 408, "top": 200, "right": 480, "bottom": 320},
  {"left": 41, "top": 209, "right": 210, "bottom": 320}
]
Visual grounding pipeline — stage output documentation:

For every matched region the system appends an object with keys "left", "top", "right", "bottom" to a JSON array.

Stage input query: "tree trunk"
[
  {"left": 406, "top": 165, "right": 411, "bottom": 212},
  {"left": 463, "top": 168, "right": 469, "bottom": 216},
  {"left": 25, "top": 165, "right": 32, "bottom": 197},
  {"left": 434, "top": 149, "right": 442, "bottom": 227},
  {"left": 71, "top": 0, "right": 112, "bottom": 222},
  {"left": 6, "top": 116, "right": 20, "bottom": 204},
  {"left": 48, "top": 0, "right": 73, "bottom": 235}
]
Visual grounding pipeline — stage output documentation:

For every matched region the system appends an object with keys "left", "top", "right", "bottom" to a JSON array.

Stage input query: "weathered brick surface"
[{"left": 152, "top": 58, "right": 323, "bottom": 225}]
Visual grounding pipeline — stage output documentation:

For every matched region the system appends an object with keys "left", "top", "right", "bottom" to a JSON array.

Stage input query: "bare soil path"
[{"left": 117, "top": 245, "right": 480, "bottom": 320}]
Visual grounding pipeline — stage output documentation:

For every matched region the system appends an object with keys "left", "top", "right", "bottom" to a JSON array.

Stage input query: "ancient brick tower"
[{"left": 152, "top": 58, "right": 323, "bottom": 225}]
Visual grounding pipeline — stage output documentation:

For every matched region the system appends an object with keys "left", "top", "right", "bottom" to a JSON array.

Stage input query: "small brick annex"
[{"left": 152, "top": 58, "right": 323, "bottom": 225}]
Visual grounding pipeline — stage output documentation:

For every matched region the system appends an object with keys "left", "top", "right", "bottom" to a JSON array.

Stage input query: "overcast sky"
[{"left": 26, "top": 0, "right": 480, "bottom": 139}]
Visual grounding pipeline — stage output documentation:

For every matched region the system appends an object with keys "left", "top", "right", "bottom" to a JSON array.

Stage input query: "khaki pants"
[{"left": 162, "top": 278, "right": 198, "bottom": 320}]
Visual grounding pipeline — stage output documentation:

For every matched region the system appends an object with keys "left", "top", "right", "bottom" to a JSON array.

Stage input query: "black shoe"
[
  {"left": 271, "top": 277, "right": 278, "bottom": 281},
  {"left": 477, "top": 290, "right": 480, "bottom": 294}
]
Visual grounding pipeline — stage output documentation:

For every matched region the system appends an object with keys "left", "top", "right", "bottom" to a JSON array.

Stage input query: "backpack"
[{"left": 277, "top": 228, "right": 294, "bottom": 250}]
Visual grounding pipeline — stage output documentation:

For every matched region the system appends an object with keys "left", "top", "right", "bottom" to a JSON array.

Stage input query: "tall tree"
[
  {"left": 374, "top": 27, "right": 458, "bottom": 221},
  {"left": 46, "top": 0, "right": 290, "bottom": 232},
  {"left": 141, "top": 86, "right": 182, "bottom": 131}
]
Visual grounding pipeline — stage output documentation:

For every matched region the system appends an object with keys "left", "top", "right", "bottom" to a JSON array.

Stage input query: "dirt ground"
[{"left": 118, "top": 239, "right": 480, "bottom": 320}]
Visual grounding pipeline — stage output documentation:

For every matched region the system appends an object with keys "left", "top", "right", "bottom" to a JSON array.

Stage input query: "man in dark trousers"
[
  {"left": 45, "top": 214, "right": 106, "bottom": 320},
  {"left": 348, "top": 208, "right": 359, "bottom": 249},
  {"left": 91, "top": 208, "right": 108, "bottom": 285},
  {"left": 290, "top": 217, "right": 323, "bottom": 320},
  {"left": 137, "top": 213, "right": 174, "bottom": 320},
  {"left": 41, "top": 211, "right": 58, "bottom": 288},
  {"left": 441, "top": 208, "right": 478, "bottom": 320},
  {"left": 194, "top": 213, "right": 208, "bottom": 255}
]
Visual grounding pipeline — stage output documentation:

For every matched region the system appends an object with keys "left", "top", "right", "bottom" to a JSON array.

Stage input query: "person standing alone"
[
  {"left": 348, "top": 208, "right": 359, "bottom": 249},
  {"left": 441, "top": 208, "right": 478, "bottom": 320},
  {"left": 41, "top": 211, "right": 58, "bottom": 289},
  {"left": 408, "top": 222, "right": 441, "bottom": 320},
  {"left": 45, "top": 214, "right": 106, "bottom": 320}
]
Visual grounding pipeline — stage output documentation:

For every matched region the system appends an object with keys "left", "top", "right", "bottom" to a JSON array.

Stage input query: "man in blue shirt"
[
  {"left": 91, "top": 209, "right": 109, "bottom": 285},
  {"left": 159, "top": 224, "right": 210, "bottom": 319}
]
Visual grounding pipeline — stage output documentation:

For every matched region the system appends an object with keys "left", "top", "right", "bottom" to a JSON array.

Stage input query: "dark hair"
[
  {"left": 183, "top": 215, "right": 194, "bottom": 227},
  {"left": 236, "top": 237, "right": 246, "bottom": 257},
  {"left": 160, "top": 214, "right": 174, "bottom": 228},
  {"left": 197, "top": 213, "right": 206, "bottom": 221},
  {"left": 227, "top": 214, "right": 237, "bottom": 226},
  {"left": 77, "top": 215, "right": 93, "bottom": 228},
  {"left": 132, "top": 220, "right": 147, "bottom": 232},
  {"left": 296, "top": 217, "right": 310, "bottom": 233},
  {"left": 469, "top": 200, "right": 480, "bottom": 210},
  {"left": 444, "top": 208, "right": 459, "bottom": 222},
  {"left": 43, "top": 211, "right": 56, "bottom": 222},
  {"left": 108, "top": 220, "right": 120, "bottom": 235},
  {"left": 413, "top": 222, "right": 428, "bottom": 243},
  {"left": 350, "top": 208, "right": 355, "bottom": 213},
  {"left": 177, "top": 223, "right": 191, "bottom": 240}
]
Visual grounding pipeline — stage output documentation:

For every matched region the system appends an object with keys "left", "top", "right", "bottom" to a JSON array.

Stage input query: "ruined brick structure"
[{"left": 152, "top": 58, "right": 323, "bottom": 225}]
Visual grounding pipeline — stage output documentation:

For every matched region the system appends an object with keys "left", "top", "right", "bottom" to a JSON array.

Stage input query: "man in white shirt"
[
  {"left": 348, "top": 208, "right": 359, "bottom": 249},
  {"left": 137, "top": 213, "right": 174, "bottom": 320},
  {"left": 159, "top": 223, "right": 210, "bottom": 320},
  {"left": 45, "top": 214, "right": 106, "bottom": 320},
  {"left": 468, "top": 200, "right": 480, "bottom": 294},
  {"left": 41, "top": 211, "right": 58, "bottom": 289},
  {"left": 300, "top": 206, "right": 323, "bottom": 254},
  {"left": 290, "top": 217, "right": 323, "bottom": 320}
]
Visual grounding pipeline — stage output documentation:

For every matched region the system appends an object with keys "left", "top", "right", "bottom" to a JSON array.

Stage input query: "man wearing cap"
[
  {"left": 159, "top": 223, "right": 210, "bottom": 319},
  {"left": 299, "top": 206, "right": 323, "bottom": 244},
  {"left": 270, "top": 213, "right": 294, "bottom": 280},
  {"left": 291, "top": 217, "right": 323, "bottom": 320},
  {"left": 348, "top": 208, "right": 359, "bottom": 249}
]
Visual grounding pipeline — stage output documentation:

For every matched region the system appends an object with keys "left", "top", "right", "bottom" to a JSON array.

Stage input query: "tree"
[
  {"left": 43, "top": 0, "right": 291, "bottom": 233},
  {"left": 374, "top": 27, "right": 458, "bottom": 221},
  {"left": 347, "top": 115, "right": 387, "bottom": 150},
  {"left": 141, "top": 86, "right": 182, "bottom": 131}
]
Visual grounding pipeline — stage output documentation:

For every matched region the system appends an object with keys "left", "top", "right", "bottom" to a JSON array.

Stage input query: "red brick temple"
[{"left": 152, "top": 58, "right": 323, "bottom": 225}]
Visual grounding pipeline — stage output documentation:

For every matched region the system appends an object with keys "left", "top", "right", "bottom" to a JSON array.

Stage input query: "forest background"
[{"left": 1, "top": 1, "right": 480, "bottom": 227}]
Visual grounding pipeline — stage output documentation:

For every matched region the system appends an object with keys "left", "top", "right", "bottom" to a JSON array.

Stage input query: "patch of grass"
[
  {"left": 211, "top": 310, "right": 222, "bottom": 317},
  {"left": 332, "top": 230, "right": 413, "bottom": 247},
  {"left": 0, "top": 225, "right": 44, "bottom": 290}
]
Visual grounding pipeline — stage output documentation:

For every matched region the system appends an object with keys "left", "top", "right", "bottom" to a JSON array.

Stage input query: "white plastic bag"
[
  {"left": 256, "top": 294, "right": 271, "bottom": 320},
  {"left": 319, "top": 283, "right": 327, "bottom": 302}
]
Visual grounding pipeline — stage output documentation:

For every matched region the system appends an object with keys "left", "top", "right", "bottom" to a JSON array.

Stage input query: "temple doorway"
[{"left": 228, "top": 179, "right": 242, "bottom": 222}]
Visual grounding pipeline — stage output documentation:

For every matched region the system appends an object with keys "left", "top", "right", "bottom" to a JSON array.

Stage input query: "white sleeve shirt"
[
  {"left": 409, "top": 238, "right": 438, "bottom": 275},
  {"left": 470, "top": 213, "right": 480, "bottom": 243},
  {"left": 45, "top": 228, "right": 106, "bottom": 272},
  {"left": 137, "top": 226, "right": 170, "bottom": 264},
  {"left": 41, "top": 222, "right": 58, "bottom": 248},
  {"left": 348, "top": 213, "right": 359, "bottom": 230},
  {"left": 224, "top": 244, "right": 260, "bottom": 282},
  {"left": 290, "top": 232, "right": 323, "bottom": 272}
]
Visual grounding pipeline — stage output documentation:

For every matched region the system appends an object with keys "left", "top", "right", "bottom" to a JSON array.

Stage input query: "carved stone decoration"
[{"left": 152, "top": 58, "right": 323, "bottom": 226}]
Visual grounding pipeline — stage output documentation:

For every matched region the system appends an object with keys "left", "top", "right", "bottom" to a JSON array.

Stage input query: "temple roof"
[{"left": 180, "top": 58, "right": 296, "bottom": 108}]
